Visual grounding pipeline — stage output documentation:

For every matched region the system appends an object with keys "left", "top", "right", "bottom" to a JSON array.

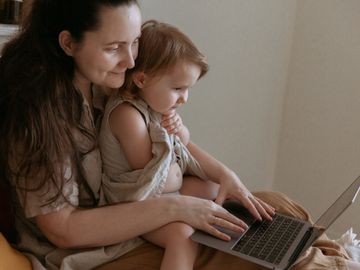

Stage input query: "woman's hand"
[
  {"left": 215, "top": 171, "right": 275, "bottom": 221},
  {"left": 161, "top": 110, "right": 190, "bottom": 145},
  {"left": 174, "top": 195, "right": 248, "bottom": 241}
]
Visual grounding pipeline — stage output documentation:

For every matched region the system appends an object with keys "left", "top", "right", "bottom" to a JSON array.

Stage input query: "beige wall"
[
  {"left": 140, "top": 0, "right": 297, "bottom": 191},
  {"left": 275, "top": 0, "right": 360, "bottom": 236}
]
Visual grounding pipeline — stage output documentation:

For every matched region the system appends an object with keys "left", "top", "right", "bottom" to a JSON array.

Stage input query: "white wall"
[
  {"left": 275, "top": 0, "right": 360, "bottom": 236},
  {"left": 140, "top": 0, "right": 297, "bottom": 191}
]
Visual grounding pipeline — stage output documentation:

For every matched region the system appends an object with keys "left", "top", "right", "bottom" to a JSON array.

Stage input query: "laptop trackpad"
[{"left": 191, "top": 200, "right": 256, "bottom": 251}]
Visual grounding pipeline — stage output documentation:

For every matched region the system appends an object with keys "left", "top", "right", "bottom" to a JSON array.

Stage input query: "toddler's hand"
[{"left": 162, "top": 110, "right": 190, "bottom": 145}]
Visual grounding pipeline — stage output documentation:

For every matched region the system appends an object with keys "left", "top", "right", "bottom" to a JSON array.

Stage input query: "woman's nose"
[
  {"left": 126, "top": 50, "right": 135, "bottom": 69},
  {"left": 121, "top": 48, "right": 135, "bottom": 69}
]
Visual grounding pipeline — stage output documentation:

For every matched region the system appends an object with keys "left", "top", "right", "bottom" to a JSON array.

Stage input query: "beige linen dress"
[{"left": 11, "top": 87, "right": 143, "bottom": 270}]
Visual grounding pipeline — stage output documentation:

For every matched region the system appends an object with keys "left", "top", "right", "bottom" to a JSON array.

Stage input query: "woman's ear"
[
  {"left": 132, "top": 72, "right": 147, "bottom": 89},
  {"left": 58, "top": 30, "right": 77, "bottom": 56}
]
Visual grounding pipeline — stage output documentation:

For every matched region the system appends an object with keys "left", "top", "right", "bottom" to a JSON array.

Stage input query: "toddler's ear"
[{"left": 132, "top": 72, "right": 147, "bottom": 89}]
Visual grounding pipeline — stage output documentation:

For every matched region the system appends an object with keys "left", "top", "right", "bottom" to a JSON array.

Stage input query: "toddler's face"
[{"left": 139, "top": 61, "right": 201, "bottom": 114}]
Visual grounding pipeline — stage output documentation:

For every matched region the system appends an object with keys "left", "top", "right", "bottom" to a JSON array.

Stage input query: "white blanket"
[{"left": 335, "top": 228, "right": 360, "bottom": 263}]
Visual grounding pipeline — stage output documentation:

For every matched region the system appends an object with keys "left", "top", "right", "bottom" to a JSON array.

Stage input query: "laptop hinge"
[{"left": 286, "top": 228, "right": 313, "bottom": 269}]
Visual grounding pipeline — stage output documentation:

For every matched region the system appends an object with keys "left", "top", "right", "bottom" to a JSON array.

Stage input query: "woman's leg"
[
  {"left": 255, "top": 191, "right": 349, "bottom": 270},
  {"left": 96, "top": 240, "right": 268, "bottom": 270},
  {"left": 95, "top": 242, "right": 163, "bottom": 270},
  {"left": 253, "top": 191, "right": 311, "bottom": 221}
]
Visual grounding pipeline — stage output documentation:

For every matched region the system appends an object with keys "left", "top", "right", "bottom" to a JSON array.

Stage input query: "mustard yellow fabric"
[{"left": 0, "top": 233, "right": 32, "bottom": 270}]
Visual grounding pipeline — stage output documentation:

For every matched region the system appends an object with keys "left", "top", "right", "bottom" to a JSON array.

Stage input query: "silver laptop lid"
[
  {"left": 295, "top": 175, "right": 360, "bottom": 262},
  {"left": 314, "top": 175, "right": 360, "bottom": 234}
]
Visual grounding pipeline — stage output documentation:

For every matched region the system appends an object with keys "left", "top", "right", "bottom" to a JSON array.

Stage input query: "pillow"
[{"left": 0, "top": 233, "right": 32, "bottom": 270}]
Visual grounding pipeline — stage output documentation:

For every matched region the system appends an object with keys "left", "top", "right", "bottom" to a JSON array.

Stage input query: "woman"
[{"left": 0, "top": 0, "right": 352, "bottom": 269}]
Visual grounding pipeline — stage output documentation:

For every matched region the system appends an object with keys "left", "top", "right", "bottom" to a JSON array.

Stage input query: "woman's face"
[{"left": 71, "top": 4, "right": 142, "bottom": 91}]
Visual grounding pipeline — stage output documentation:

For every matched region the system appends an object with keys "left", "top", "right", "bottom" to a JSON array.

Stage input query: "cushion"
[{"left": 0, "top": 233, "right": 32, "bottom": 270}]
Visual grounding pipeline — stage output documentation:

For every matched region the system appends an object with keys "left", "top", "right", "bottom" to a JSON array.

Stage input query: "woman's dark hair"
[{"left": 0, "top": 0, "right": 138, "bottom": 241}]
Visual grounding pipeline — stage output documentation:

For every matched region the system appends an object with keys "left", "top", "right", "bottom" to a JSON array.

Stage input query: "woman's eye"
[
  {"left": 106, "top": 47, "right": 119, "bottom": 52},
  {"left": 132, "top": 39, "right": 139, "bottom": 47}
]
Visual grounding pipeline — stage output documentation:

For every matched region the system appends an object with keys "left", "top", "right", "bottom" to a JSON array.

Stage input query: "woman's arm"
[
  {"left": 35, "top": 195, "right": 248, "bottom": 249},
  {"left": 186, "top": 141, "right": 275, "bottom": 221}
]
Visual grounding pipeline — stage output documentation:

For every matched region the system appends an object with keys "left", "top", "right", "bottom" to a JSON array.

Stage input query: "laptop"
[{"left": 191, "top": 175, "right": 360, "bottom": 270}]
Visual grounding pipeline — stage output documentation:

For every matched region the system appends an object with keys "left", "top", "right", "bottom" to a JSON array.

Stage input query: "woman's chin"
[{"left": 104, "top": 78, "right": 125, "bottom": 89}]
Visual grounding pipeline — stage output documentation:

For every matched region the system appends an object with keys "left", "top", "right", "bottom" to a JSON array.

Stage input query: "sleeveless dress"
[
  {"left": 99, "top": 93, "right": 208, "bottom": 204},
  {"left": 11, "top": 87, "right": 143, "bottom": 270}
]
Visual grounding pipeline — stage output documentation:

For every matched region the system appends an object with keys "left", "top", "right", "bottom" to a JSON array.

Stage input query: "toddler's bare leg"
[
  {"left": 143, "top": 222, "right": 197, "bottom": 270},
  {"left": 180, "top": 176, "right": 219, "bottom": 200}
]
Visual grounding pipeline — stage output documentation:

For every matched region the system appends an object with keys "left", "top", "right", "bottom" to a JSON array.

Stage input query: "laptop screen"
[{"left": 313, "top": 175, "right": 360, "bottom": 234}]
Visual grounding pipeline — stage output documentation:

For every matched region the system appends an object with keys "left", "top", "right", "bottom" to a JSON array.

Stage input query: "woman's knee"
[{"left": 253, "top": 191, "right": 311, "bottom": 221}]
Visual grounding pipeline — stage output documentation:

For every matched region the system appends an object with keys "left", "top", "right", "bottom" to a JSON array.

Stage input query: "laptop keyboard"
[{"left": 232, "top": 214, "right": 304, "bottom": 265}]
